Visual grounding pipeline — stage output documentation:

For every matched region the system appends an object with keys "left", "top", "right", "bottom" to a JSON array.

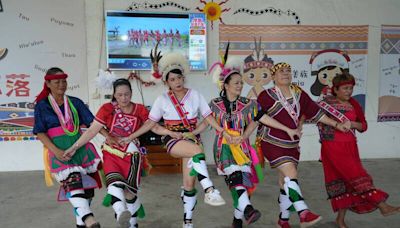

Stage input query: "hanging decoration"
[
  {"left": 127, "top": 1, "right": 190, "bottom": 11},
  {"left": 196, "top": 0, "right": 231, "bottom": 29},
  {"left": 234, "top": 7, "right": 301, "bottom": 25},
  {"left": 95, "top": 69, "right": 156, "bottom": 93},
  {"left": 128, "top": 71, "right": 156, "bottom": 87}
]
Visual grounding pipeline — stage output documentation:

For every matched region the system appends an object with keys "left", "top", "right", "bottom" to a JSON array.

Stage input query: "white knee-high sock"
[
  {"left": 108, "top": 184, "right": 128, "bottom": 218},
  {"left": 127, "top": 196, "right": 141, "bottom": 228},
  {"left": 181, "top": 189, "right": 197, "bottom": 221},
  {"left": 189, "top": 153, "right": 213, "bottom": 190},
  {"left": 283, "top": 177, "right": 308, "bottom": 212},
  {"left": 234, "top": 208, "right": 244, "bottom": 220},
  {"left": 235, "top": 186, "right": 251, "bottom": 212},
  {"left": 68, "top": 189, "right": 92, "bottom": 226},
  {"left": 279, "top": 189, "right": 293, "bottom": 220}
]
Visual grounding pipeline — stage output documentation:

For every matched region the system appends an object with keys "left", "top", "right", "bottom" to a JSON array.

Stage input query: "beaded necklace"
[{"left": 48, "top": 94, "right": 79, "bottom": 136}]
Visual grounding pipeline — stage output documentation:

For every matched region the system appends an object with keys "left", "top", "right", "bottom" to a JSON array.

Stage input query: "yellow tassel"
[
  {"left": 43, "top": 146, "right": 54, "bottom": 187},
  {"left": 222, "top": 129, "right": 250, "bottom": 165}
]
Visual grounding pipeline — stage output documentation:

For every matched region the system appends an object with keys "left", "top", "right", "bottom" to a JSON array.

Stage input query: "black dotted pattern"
[
  {"left": 233, "top": 7, "right": 301, "bottom": 24},
  {"left": 127, "top": 1, "right": 190, "bottom": 11}
]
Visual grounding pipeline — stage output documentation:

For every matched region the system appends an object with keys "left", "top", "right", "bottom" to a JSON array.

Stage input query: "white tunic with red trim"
[{"left": 149, "top": 89, "right": 212, "bottom": 130}]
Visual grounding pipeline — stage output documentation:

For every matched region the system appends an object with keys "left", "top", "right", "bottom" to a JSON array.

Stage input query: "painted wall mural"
[
  {"left": 378, "top": 25, "right": 400, "bottom": 122},
  {"left": 219, "top": 25, "right": 368, "bottom": 110},
  {"left": 0, "top": 0, "right": 88, "bottom": 142}
]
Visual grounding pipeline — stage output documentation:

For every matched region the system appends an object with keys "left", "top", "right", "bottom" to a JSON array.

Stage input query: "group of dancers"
[
  {"left": 34, "top": 45, "right": 400, "bottom": 228},
  {"left": 127, "top": 29, "right": 182, "bottom": 48}
]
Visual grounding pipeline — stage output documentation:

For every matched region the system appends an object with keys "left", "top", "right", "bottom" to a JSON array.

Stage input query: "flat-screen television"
[{"left": 106, "top": 11, "right": 207, "bottom": 71}]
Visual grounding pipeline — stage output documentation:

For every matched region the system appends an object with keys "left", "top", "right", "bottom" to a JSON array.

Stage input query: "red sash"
[{"left": 167, "top": 90, "right": 193, "bottom": 131}]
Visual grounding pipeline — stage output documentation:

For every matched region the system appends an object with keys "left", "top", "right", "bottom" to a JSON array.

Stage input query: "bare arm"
[
  {"left": 242, "top": 121, "right": 258, "bottom": 140},
  {"left": 205, "top": 115, "right": 224, "bottom": 132},
  {"left": 204, "top": 115, "right": 232, "bottom": 142},
  {"left": 37, "top": 133, "right": 68, "bottom": 161},
  {"left": 298, "top": 115, "right": 306, "bottom": 131},
  {"left": 129, "top": 119, "right": 157, "bottom": 140},
  {"left": 151, "top": 123, "right": 178, "bottom": 136},
  {"left": 191, "top": 119, "right": 209, "bottom": 135},
  {"left": 63, "top": 120, "right": 104, "bottom": 159},
  {"left": 119, "top": 120, "right": 181, "bottom": 146},
  {"left": 99, "top": 127, "right": 120, "bottom": 146},
  {"left": 99, "top": 127, "right": 110, "bottom": 138}
]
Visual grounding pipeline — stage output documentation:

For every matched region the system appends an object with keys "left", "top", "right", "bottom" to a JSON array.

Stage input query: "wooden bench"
[{"left": 145, "top": 145, "right": 182, "bottom": 174}]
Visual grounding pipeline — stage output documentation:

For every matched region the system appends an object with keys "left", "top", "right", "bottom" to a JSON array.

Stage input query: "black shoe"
[
  {"left": 231, "top": 218, "right": 243, "bottom": 228},
  {"left": 244, "top": 205, "right": 261, "bottom": 225}
]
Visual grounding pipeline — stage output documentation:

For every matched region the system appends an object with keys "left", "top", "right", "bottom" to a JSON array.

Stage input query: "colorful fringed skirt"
[
  {"left": 214, "top": 129, "right": 263, "bottom": 192},
  {"left": 46, "top": 126, "right": 101, "bottom": 200}
]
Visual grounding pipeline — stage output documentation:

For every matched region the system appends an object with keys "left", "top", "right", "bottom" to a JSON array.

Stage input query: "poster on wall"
[
  {"left": 0, "top": 0, "right": 87, "bottom": 142},
  {"left": 378, "top": 25, "right": 400, "bottom": 122},
  {"left": 219, "top": 25, "right": 368, "bottom": 110}
]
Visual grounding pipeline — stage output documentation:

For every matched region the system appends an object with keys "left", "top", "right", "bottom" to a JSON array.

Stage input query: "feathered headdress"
[
  {"left": 243, "top": 37, "right": 274, "bottom": 71},
  {"left": 158, "top": 52, "right": 190, "bottom": 81},
  {"left": 150, "top": 41, "right": 163, "bottom": 80},
  {"left": 209, "top": 42, "right": 243, "bottom": 90}
]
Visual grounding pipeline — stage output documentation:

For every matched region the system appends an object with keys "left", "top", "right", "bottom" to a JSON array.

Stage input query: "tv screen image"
[{"left": 106, "top": 11, "right": 207, "bottom": 71}]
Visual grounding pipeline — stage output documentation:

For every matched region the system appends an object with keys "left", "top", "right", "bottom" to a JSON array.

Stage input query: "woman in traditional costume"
[
  {"left": 317, "top": 72, "right": 400, "bottom": 228},
  {"left": 124, "top": 51, "right": 226, "bottom": 228},
  {"left": 64, "top": 78, "right": 174, "bottom": 228},
  {"left": 33, "top": 67, "right": 102, "bottom": 228},
  {"left": 199, "top": 45, "right": 301, "bottom": 228},
  {"left": 256, "top": 62, "right": 350, "bottom": 228}
]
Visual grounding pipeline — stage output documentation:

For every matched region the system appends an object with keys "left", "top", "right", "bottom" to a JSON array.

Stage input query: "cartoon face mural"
[
  {"left": 243, "top": 37, "right": 274, "bottom": 99},
  {"left": 309, "top": 49, "right": 350, "bottom": 100}
]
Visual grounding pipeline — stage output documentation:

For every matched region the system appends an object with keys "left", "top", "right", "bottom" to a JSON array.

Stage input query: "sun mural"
[{"left": 196, "top": 0, "right": 230, "bottom": 29}]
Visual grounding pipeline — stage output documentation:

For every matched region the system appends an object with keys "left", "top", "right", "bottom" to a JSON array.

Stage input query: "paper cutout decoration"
[
  {"left": 196, "top": 0, "right": 231, "bottom": 29},
  {"left": 234, "top": 7, "right": 300, "bottom": 24}
]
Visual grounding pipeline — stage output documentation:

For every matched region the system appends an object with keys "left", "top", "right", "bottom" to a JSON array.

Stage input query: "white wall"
[{"left": 1, "top": 0, "right": 399, "bottom": 171}]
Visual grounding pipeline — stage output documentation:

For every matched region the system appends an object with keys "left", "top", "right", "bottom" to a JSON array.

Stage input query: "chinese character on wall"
[{"left": 5, "top": 74, "right": 30, "bottom": 97}]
